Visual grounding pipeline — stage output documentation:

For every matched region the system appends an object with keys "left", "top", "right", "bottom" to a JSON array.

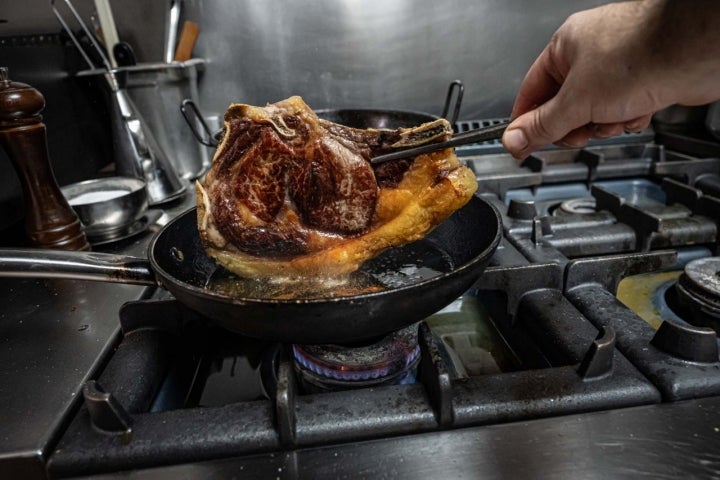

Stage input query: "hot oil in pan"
[
  {"left": 361, "top": 239, "right": 454, "bottom": 288},
  {"left": 206, "top": 239, "right": 454, "bottom": 300}
]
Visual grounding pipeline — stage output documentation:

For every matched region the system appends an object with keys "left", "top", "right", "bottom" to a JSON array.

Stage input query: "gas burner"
[
  {"left": 675, "top": 257, "right": 720, "bottom": 333},
  {"left": 292, "top": 323, "right": 421, "bottom": 392},
  {"left": 554, "top": 197, "right": 596, "bottom": 216}
]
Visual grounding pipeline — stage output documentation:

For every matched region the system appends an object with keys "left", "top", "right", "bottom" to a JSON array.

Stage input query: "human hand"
[{"left": 502, "top": 0, "right": 720, "bottom": 159}]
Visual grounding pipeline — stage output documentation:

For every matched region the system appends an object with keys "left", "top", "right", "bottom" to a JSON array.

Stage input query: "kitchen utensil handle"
[
  {"left": 51, "top": 0, "right": 114, "bottom": 72},
  {"left": 164, "top": 0, "right": 182, "bottom": 63},
  {"left": 93, "top": 0, "right": 120, "bottom": 68},
  {"left": 0, "top": 249, "right": 156, "bottom": 286},
  {"left": 173, "top": 20, "right": 199, "bottom": 62}
]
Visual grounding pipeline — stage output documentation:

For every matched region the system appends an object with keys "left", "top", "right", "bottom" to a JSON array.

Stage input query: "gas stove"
[{"left": 5, "top": 126, "right": 720, "bottom": 479}]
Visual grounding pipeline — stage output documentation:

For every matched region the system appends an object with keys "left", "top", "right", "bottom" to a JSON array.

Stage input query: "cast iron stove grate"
[
  {"left": 47, "top": 132, "right": 720, "bottom": 478},
  {"left": 48, "top": 277, "right": 659, "bottom": 478}
]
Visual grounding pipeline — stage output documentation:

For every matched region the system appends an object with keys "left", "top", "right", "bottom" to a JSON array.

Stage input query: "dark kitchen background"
[{"left": 0, "top": 0, "right": 608, "bottom": 230}]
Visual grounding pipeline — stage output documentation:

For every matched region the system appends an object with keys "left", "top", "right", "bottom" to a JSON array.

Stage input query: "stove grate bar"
[{"left": 568, "top": 285, "right": 720, "bottom": 401}]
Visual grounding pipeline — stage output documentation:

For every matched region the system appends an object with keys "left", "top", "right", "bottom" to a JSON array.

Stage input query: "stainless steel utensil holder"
[{"left": 50, "top": 0, "right": 186, "bottom": 206}]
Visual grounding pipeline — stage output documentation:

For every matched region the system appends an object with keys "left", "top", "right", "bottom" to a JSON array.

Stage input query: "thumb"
[{"left": 502, "top": 94, "right": 583, "bottom": 159}]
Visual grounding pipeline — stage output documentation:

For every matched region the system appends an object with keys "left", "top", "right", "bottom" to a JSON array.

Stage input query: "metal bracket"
[
  {"left": 663, "top": 177, "right": 703, "bottom": 210},
  {"left": 83, "top": 381, "right": 133, "bottom": 441},
  {"left": 531, "top": 216, "right": 553, "bottom": 246},
  {"left": 653, "top": 157, "right": 720, "bottom": 185},
  {"left": 697, "top": 195, "right": 720, "bottom": 225},
  {"left": 592, "top": 184, "right": 624, "bottom": 215},
  {"left": 275, "top": 348, "right": 297, "bottom": 446},
  {"left": 418, "top": 322, "right": 453, "bottom": 427},
  {"left": 577, "top": 326, "right": 616, "bottom": 380},
  {"left": 472, "top": 263, "right": 564, "bottom": 321},
  {"left": 650, "top": 320, "right": 719, "bottom": 363},
  {"left": 577, "top": 149, "right": 602, "bottom": 188},
  {"left": 119, "top": 299, "right": 196, "bottom": 335},
  {"left": 564, "top": 250, "right": 678, "bottom": 295}
]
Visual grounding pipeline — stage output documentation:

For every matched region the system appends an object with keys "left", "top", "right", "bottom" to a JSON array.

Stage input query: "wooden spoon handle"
[{"left": 174, "top": 20, "right": 200, "bottom": 62}]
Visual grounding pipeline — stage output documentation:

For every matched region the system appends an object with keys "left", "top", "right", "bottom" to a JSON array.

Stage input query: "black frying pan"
[
  {"left": 314, "top": 108, "right": 438, "bottom": 130},
  {"left": 181, "top": 102, "right": 441, "bottom": 148},
  {"left": 0, "top": 196, "right": 500, "bottom": 344},
  {"left": 180, "top": 80, "right": 464, "bottom": 148}
]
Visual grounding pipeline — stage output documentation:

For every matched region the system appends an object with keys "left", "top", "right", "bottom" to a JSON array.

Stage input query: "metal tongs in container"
[
  {"left": 49, "top": 0, "right": 185, "bottom": 206},
  {"left": 370, "top": 120, "right": 509, "bottom": 165}
]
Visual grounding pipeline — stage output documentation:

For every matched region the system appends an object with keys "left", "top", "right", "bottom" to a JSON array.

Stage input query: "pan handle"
[{"left": 0, "top": 249, "right": 156, "bottom": 286}]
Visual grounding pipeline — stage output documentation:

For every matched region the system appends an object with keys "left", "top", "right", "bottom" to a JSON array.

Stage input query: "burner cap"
[
  {"left": 678, "top": 257, "right": 720, "bottom": 310},
  {"left": 555, "top": 197, "right": 596, "bottom": 216},
  {"left": 675, "top": 257, "right": 720, "bottom": 332}
]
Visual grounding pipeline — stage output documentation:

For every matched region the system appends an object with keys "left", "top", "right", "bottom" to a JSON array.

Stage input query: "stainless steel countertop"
[
  {"left": 0, "top": 277, "right": 150, "bottom": 470},
  {"left": 0, "top": 188, "right": 196, "bottom": 476}
]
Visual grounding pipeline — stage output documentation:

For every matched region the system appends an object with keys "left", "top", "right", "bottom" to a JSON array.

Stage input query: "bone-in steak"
[{"left": 196, "top": 96, "right": 477, "bottom": 278}]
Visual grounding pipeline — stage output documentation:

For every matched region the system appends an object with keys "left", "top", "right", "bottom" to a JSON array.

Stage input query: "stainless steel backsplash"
[
  {"left": 0, "top": 0, "right": 607, "bottom": 232},
  {"left": 3, "top": 0, "right": 608, "bottom": 120},
  {"left": 180, "top": 0, "right": 608, "bottom": 120}
]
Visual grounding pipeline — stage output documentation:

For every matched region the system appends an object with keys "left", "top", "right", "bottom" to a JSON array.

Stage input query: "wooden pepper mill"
[{"left": 0, "top": 66, "right": 90, "bottom": 250}]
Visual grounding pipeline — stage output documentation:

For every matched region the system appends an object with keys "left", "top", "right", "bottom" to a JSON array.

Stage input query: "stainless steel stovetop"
[{"left": 4, "top": 126, "right": 720, "bottom": 479}]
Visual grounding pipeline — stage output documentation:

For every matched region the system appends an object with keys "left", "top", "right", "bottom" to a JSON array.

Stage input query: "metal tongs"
[{"left": 370, "top": 120, "right": 509, "bottom": 165}]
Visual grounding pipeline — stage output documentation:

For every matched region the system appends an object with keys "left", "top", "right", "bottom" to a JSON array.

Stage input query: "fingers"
[
  {"left": 502, "top": 24, "right": 655, "bottom": 159},
  {"left": 589, "top": 115, "right": 652, "bottom": 139},
  {"left": 557, "top": 124, "right": 596, "bottom": 148},
  {"left": 622, "top": 114, "right": 652, "bottom": 133},
  {"left": 590, "top": 116, "right": 652, "bottom": 139},
  {"left": 503, "top": 91, "right": 585, "bottom": 159},
  {"left": 504, "top": 38, "right": 580, "bottom": 159},
  {"left": 510, "top": 46, "right": 564, "bottom": 120},
  {"left": 591, "top": 123, "right": 625, "bottom": 139},
  {"left": 503, "top": 113, "right": 653, "bottom": 159}
]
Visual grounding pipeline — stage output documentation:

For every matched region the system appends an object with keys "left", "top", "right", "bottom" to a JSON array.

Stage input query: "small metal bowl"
[{"left": 61, "top": 177, "right": 149, "bottom": 236}]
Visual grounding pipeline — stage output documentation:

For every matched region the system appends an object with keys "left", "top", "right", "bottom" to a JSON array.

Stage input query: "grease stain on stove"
[{"left": 616, "top": 271, "right": 683, "bottom": 330}]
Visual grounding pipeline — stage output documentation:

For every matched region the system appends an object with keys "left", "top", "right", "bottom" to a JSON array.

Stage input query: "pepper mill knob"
[{"left": 0, "top": 67, "right": 90, "bottom": 250}]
